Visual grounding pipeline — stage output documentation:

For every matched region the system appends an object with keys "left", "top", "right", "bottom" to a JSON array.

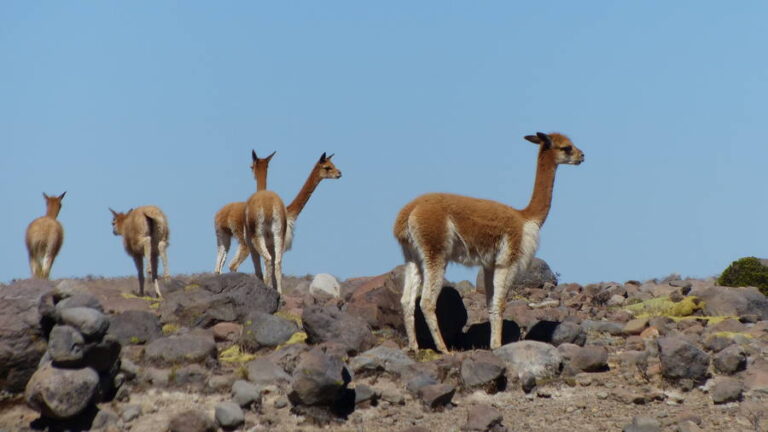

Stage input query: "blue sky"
[{"left": 2, "top": 2, "right": 766, "bottom": 285}]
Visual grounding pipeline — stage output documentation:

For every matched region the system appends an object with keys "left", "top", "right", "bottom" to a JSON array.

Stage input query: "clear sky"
[{"left": 2, "top": 2, "right": 767, "bottom": 285}]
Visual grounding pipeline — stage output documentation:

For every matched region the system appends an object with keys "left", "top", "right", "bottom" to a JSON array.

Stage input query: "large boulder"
[
  {"left": 107, "top": 310, "right": 162, "bottom": 345},
  {"left": 346, "top": 267, "right": 405, "bottom": 330},
  {"left": 240, "top": 312, "right": 298, "bottom": 351},
  {"left": 658, "top": 336, "right": 709, "bottom": 382},
  {"left": 302, "top": 305, "right": 376, "bottom": 355},
  {"left": 25, "top": 362, "right": 99, "bottom": 419},
  {"left": 159, "top": 273, "right": 279, "bottom": 328},
  {"left": 460, "top": 351, "right": 507, "bottom": 393},
  {"left": 493, "top": 341, "right": 563, "bottom": 380},
  {"left": 144, "top": 334, "right": 217, "bottom": 367},
  {"left": 310, "top": 274, "right": 342, "bottom": 298},
  {"left": 349, "top": 345, "right": 415, "bottom": 377},
  {"left": 690, "top": 285, "right": 768, "bottom": 320},
  {"left": 476, "top": 258, "right": 557, "bottom": 291},
  {"left": 289, "top": 348, "right": 351, "bottom": 407},
  {"left": 0, "top": 279, "right": 54, "bottom": 393}
]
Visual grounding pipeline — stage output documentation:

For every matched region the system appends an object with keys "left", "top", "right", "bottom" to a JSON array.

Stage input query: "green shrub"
[{"left": 718, "top": 257, "right": 768, "bottom": 295}]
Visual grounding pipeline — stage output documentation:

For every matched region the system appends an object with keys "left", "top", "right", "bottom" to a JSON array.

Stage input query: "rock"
[
  {"left": 240, "top": 312, "right": 298, "bottom": 350},
  {"left": 266, "top": 343, "right": 311, "bottom": 374},
  {"left": 710, "top": 377, "right": 743, "bottom": 404},
  {"left": 676, "top": 421, "right": 703, "bottom": 432},
  {"left": 159, "top": 273, "right": 279, "bottom": 328},
  {"left": 418, "top": 383, "right": 455, "bottom": 410},
  {"left": 302, "top": 305, "right": 376, "bottom": 354},
  {"left": 232, "top": 379, "right": 262, "bottom": 408},
  {"left": 346, "top": 268, "right": 404, "bottom": 330},
  {"left": 24, "top": 362, "right": 99, "bottom": 419},
  {"left": 691, "top": 286, "right": 768, "bottom": 320},
  {"left": 48, "top": 325, "right": 85, "bottom": 366},
  {"left": 607, "top": 294, "right": 626, "bottom": 306},
  {"left": 171, "top": 364, "right": 209, "bottom": 388},
  {"left": 215, "top": 402, "right": 245, "bottom": 429},
  {"left": 92, "top": 408, "right": 119, "bottom": 429},
  {"left": 107, "top": 310, "right": 161, "bottom": 345},
  {"left": 82, "top": 335, "right": 121, "bottom": 372},
  {"left": 120, "top": 404, "right": 141, "bottom": 422},
  {"left": 212, "top": 322, "right": 242, "bottom": 342},
  {"left": 477, "top": 258, "right": 557, "bottom": 290},
  {"left": 246, "top": 357, "right": 291, "bottom": 387},
  {"left": 144, "top": 334, "right": 217, "bottom": 367},
  {"left": 460, "top": 351, "right": 506, "bottom": 393},
  {"left": 349, "top": 345, "right": 415, "bottom": 377},
  {"left": 0, "top": 279, "right": 53, "bottom": 393},
  {"left": 657, "top": 336, "right": 709, "bottom": 382},
  {"left": 406, "top": 373, "right": 439, "bottom": 395},
  {"left": 289, "top": 348, "right": 351, "bottom": 406},
  {"left": 622, "top": 416, "right": 661, "bottom": 432},
  {"left": 713, "top": 344, "right": 747, "bottom": 375},
  {"left": 462, "top": 404, "right": 505, "bottom": 432},
  {"left": 55, "top": 293, "right": 103, "bottom": 314},
  {"left": 703, "top": 335, "right": 733, "bottom": 353},
  {"left": 551, "top": 321, "right": 586, "bottom": 346},
  {"left": 493, "top": 341, "right": 563, "bottom": 380},
  {"left": 581, "top": 320, "right": 624, "bottom": 335},
  {"left": 59, "top": 307, "right": 109, "bottom": 341},
  {"left": 520, "top": 372, "right": 536, "bottom": 393},
  {"left": 623, "top": 318, "right": 649, "bottom": 335},
  {"left": 168, "top": 409, "right": 217, "bottom": 432},
  {"left": 354, "top": 384, "right": 377, "bottom": 406},
  {"left": 310, "top": 273, "right": 342, "bottom": 298},
  {"left": 568, "top": 346, "right": 609, "bottom": 373}
]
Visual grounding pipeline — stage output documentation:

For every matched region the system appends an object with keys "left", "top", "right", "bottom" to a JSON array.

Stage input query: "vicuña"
[{"left": 25, "top": 192, "right": 66, "bottom": 279}]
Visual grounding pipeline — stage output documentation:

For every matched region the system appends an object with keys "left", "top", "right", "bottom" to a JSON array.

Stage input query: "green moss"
[
  {"left": 162, "top": 324, "right": 180, "bottom": 335},
  {"left": 711, "top": 331, "right": 754, "bottom": 340},
  {"left": 219, "top": 345, "right": 256, "bottom": 363},
  {"left": 275, "top": 331, "right": 307, "bottom": 350},
  {"left": 275, "top": 311, "right": 302, "bottom": 327},
  {"left": 184, "top": 284, "right": 200, "bottom": 292},
  {"left": 624, "top": 296, "right": 702, "bottom": 318},
  {"left": 415, "top": 349, "right": 441, "bottom": 362},
  {"left": 129, "top": 336, "right": 142, "bottom": 344},
  {"left": 718, "top": 257, "right": 768, "bottom": 295}
]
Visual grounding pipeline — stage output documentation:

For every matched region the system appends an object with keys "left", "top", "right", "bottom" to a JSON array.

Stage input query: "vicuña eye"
[{"left": 562, "top": 146, "right": 572, "bottom": 153}]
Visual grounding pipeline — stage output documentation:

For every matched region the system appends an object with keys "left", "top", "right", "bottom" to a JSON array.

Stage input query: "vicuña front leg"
[
  {"left": 132, "top": 255, "right": 145, "bottom": 297},
  {"left": 489, "top": 267, "right": 512, "bottom": 349},
  {"left": 420, "top": 258, "right": 448, "bottom": 353}
]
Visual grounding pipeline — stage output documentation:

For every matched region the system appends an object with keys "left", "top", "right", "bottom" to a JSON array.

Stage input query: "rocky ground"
[{"left": 2, "top": 259, "right": 768, "bottom": 432}]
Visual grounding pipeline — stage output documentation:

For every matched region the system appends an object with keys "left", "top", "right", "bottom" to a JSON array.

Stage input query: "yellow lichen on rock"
[
  {"left": 275, "top": 331, "right": 307, "bottom": 351},
  {"left": 625, "top": 296, "right": 702, "bottom": 318},
  {"left": 162, "top": 323, "right": 180, "bottom": 335},
  {"left": 219, "top": 345, "right": 257, "bottom": 363}
]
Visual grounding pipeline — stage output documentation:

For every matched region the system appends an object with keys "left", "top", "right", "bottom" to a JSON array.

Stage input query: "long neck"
[
  {"left": 255, "top": 168, "right": 268, "bottom": 191},
  {"left": 521, "top": 150, "right": 558, "bottom": 224},
  {"left": 286, "top": 167, "right": 321, "bottom": 220},
  {"left": 45, "top": 203, "right": 61, "bottom": 218}
]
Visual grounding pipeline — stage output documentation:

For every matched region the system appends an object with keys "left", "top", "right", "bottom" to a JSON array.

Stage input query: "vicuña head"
[
  {"left": 394, "top": 132, "right": 584, "bottom": 353},
  {"left": 25, "top": 191, "right": 66, "bottom": 279},
  {"left": 109, "top": 205, "right": 170, "bottom": 298}
]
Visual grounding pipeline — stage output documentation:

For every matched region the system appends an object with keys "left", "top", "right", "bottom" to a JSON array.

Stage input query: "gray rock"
[
  {"left": 107, "top": 310, "right": 162, "bottom": 345},
  {"left": 232, "top": 379, "right": 262, "bottom": 408},
  {"left": 92, "top": 408, "right": 118, "bottom": 429},
  {"left": 55, "top": 293, "right": 103, "bottom": 314},
  {"left": 354, "top": 383, "right": 377, "bottom": 406},
  {"left": 658, "top": 337, "right": 709, "bottom": 382},
  {"left": 246, "top": 357, "right": 291, "bottom": 386},
  {"left": 24, "top": 362, "right": 99, "bottom": 419},
  {"left": 0, "top": 279, "right": 53, "bottom": 393},
  {"left": 59, "top": 307, "right": 109, "bottom": 340},
  {"left": 266, "top": 343, "right": 311, "bottom": 374},
  {"left": 159, "top": 273, "right": 279, "bottom": 328},
  {"left": 121, "top": 404, "right": 141, "bottom": 422},
  {"left": 692, "top": 286, "right": 768, "bottom": 320},
  {"left": 171, "top": 364, "right": 209, "bottom": 388},
  {"left": 477, "top": 258, "right": 557, "bottom": 290},
  {"left": 551, "top": 321, "right": 586, "bottom": 346},
  {"left": 713, "top": 344, "right": 747, "bottom": 375},
  {"left": 349, "top": 345, "right": 415, "bottom": 377},
  {"left": 623, "top": 318, "right": 649, "bottom": 335},
  {"left": 215, "top": 401, "right": 245, "bottom": 429},
  {"left": 240, "top": 312, "right": 298, "bottom": 350},
  {"left": 520, "top": 371, "right": 536, "bottom": 393},
  {"left": 622, "top": 416, "right": 661, "bottom": 432},
  {"left": 406, "top": 374, "right": 439, "bottom": 395},
  {"left": 144, "top": 334, "right": 217, "bottom": 367},
  {"left": 310, "top": 273, "right": 341, "bottom": 298},
  {"left": 418, "top": 383, "right": 455, "bottom": 410},
  {"left": 48, "top": 325, "right": 85, "bottom": 366},
  {"left": 493, "top": 341, "right": 563, "bottom": 380},
  {"left": 568, "top": 346, "right": 609, "bottom": 373},
  {"left": 581, "top": 320, "right": 624, "bottom": 335},
  {"left": 710, "top": 377, "right": 743, "bottom": 404},
  {"left": 302, "top": 305, "right": 376, "bottom": 355},
  {"left": 168, "top": 409, "right": 217, "bottom": 432},
  {"left": 82, "top": 335, "right": 121, "bottom": 372},
  {"left": 460, "top": 351, "right": 506, "bottom": 393},
  {"left": 462, "top": 404, "right": 505, "bottom": 432},
  {"left": 289, "top": 348, "right": 351, "bottom": 406}
]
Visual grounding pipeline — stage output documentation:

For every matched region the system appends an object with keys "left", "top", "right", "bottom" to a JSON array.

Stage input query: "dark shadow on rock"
[
  {"left": 456, "top": 320, "right": 521, "bottom": 350},
  {"left": 415, "top": 286, "right": 467, "bottom": 350},
  {"left": 30, "top": 405, "right": 99, "bottom": 432},
  {"left": 524, "top": 320, "right": 561, "bottom": 344}
]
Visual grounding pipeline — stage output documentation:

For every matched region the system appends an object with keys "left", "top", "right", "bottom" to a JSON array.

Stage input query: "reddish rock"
[
  {"left": 212, "top": 322, "right": 242, "bottom": 342},
  {"left": 346, "top": 267, "right": 404, "bottom": 330}
]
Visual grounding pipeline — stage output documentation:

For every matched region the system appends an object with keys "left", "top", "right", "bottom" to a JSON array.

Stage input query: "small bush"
[{"left": 718, "top": 257, "right": 768, "bottom": 295}]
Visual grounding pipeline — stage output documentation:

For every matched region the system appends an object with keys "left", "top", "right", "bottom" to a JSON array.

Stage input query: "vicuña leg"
[
  {"left": 159, "top": 240, "right": 169, "bottom": 279},
  {"left": 420, "top": 258, "right": 448, "bottom": 353},
  {"left": 483, "top": 267, "right": 495, "bottom": 308},
  {"left": 272, "top": 222, "right": 284, "bottom": 295},
  {"left": 41, "top": 253, "right": 53, "bottom": 280},
  {"left": 133, "top": 255, "right": 145, "bottom": 296},
  {"left": 253, "top": 231, "right": 273, "bottom": 289},
  {"left": 401, "top": 261, "right": 422, "bottom": 351},
  {"left": 29, "top": 256, "right": 42, "bottom": 279},
  {"left": 150, "top": 246, "right": 161, "bottom": 298},
  {"left": 489, "top": 266, "right": 513, "bottom": 349},
  {"left": 228, "top": 242, "right": 251, "bottom": 272},
  {"left": 214, "top": 229, "right": 231, "bottom": 274}
]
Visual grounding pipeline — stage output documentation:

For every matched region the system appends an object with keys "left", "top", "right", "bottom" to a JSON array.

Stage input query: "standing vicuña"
[
  {"left": 393, "top": 132, "right": 584, "bottom": 352},
  {"left": 25, "top": 192, "right": 66, "bottom": 279},
  {"left": 244, "top": 152, "right": 342, "bottom": 293},
  {"left": 110, "top": 206, "right": 170, "bottom": 297},
  {"left": 214, "top": 150, "right": 275, "bottom": 274}
]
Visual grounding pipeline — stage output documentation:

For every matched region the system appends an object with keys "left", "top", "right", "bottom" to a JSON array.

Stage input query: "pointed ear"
[
  {"left": 252, "top": 150, "right": 258, "bottom": 162},
  {"left": 326, "top": 153, "right": 335, "bottom": 160},
  {"left": 536, "top": 132, "right": 553, "bottom": 149},
  {"left": 58, "top": 191, "right": 66, "bottom": 200},
  {"left": 265, "top": 150, "right": 276, "bottom": 161},
  {"left": 524, "top": 135, "right": 541, "bottom": 144},
  {"left": 109, "top": 208, "right": 118, "bottom": 217},
  {"left": 319, "top": 152, "right": 327, "bottom": 163},
  {"left": 126, "top": 208, "right": 133, "bottom": 215}
]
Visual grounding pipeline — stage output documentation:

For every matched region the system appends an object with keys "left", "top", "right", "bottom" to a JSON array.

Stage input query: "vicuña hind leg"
[
  {"left": 133, "top": 255, "right": 145, "bottom": 296},
  {"left": 41, "top": 254, "right": 53, "bottom": 280},
  {"left": 400, "top": 261, "right": 422, "bottom": 351},
  {"left": 228, "top": 242, "right": 250, "bottom": 272},
  {"left": 253, "top": 232, "right": 273, "bottom": 289},
  {"left": 272, "top": 222, "right": 284, "bottom": 295},
  {"left": 29, "top": 257, "right": 42, "bottom": 279},
  {"left": 214, "top": 230, "right": 231, "bottom": 274},
  {"left": 420, "top": 258, "right": 448, "bottom": 353},
  {"left": 158, "top": 240, "right": 169, "bottom": 279},
  {"left": 489, "top": 267, "right": 513, "bottom": 349}
]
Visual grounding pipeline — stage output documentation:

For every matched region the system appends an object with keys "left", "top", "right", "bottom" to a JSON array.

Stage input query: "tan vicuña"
[{"left": 25, "top": 192, "right": 66, "bottom": 279}]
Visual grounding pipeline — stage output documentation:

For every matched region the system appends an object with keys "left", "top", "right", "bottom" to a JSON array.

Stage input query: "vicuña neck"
[
  {"left": 521, "top": 150, "right": 558, "bottom": 224},
  {"left": 46, "top": 205, "right": 61, "bottom": 219},
  {"left": 286, "top": 167, "right": 321, "bottom": 220},
  {"left": 255, "top": 169, "right": 268, "bottom": 191}
]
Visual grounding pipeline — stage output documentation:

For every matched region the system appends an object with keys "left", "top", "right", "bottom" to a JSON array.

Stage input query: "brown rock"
[
  {"left": 168, "top": 409, "right": 217, "bottom": 432},
  {"left": 623, "top": 318, "right": 649, "bottom": 335},
  {"left": 346, "top": 267, "right": 404, "bottom": 330},
  {"left": 462, "top": 404, "right": 505, "bottom": 431},
  {"left": 211, "top": 322, "right": 242, "bottom": 342}
]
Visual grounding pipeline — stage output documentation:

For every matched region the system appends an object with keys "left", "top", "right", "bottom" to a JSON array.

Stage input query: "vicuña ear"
[
  {"left": 265, "top": 150, "right": 276, "bottom": 161},
  {"left": 319, "top": 152, "right": 327, "bottom": 163},
  {"left": 252, "top": 150, "right": 258, "bottom": 162},
  {"left": 109, "top": 208, "right": 118, "bottom": 217},
  {"left": 524, "top": 135, "right": 542, "bottom": 144},
  {"left": 536, "top": 132, "right": 553, "bottom": 149},
  {"left": 326, "top": 153, "right": 335, "bottom": 160},
  {"left": 43, "top": 192, "right": 50, "bottom": 199},
  {"left": 58, "top": 191, "right": 66, "bottom": 200}
]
